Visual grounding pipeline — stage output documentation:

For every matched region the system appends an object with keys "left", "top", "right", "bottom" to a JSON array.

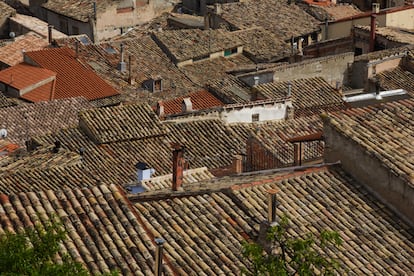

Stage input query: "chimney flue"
[
  {"left": 232, "top": 155, "right": 243, "bottom": 174},
  {"left": 118, "top": 43, "right": 126, "bottom": 72},
  {"left": 48, "top": 25, "right": 53, "bottom": 45},
  {"left": 267, "top": 189, "right": 280, "bottom": 224},
  {"left": 172, "top": 144, "right": 185, "bottom": 191},
  {"left": 369, "top": 14, "right": 377, "bottom": 52},
  {"left": 154, "top": 237, "right": 165, "bottom": 276}
]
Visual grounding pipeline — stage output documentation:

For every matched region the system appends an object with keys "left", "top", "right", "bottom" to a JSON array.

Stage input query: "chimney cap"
[
  {"left": 155, "top": 237, "right": 165, "bottom": 245},
  {"left": 267, "top": 188, "right": 280, "bottom": 195},
  {"left": 135, "top": 161, "right": 150, "bottom": 170}
]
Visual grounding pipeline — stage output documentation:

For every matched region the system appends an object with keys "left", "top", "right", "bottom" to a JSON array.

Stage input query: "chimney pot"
[
  {"left": 369, "top": 14, "right": 377, "bottom": 52},
  {"left": 254, "top": 76, "right": 260, "bottom": 86},
  {"left": 372, "top": 3, "right": 380, "bottom": 13},
  {"left": 267, "top": 189, "right": 280, "bottom": 224}
]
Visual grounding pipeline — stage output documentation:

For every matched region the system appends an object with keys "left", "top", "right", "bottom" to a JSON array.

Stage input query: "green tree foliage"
[
  {"left": 0, "top": 217, "right": 89, "bottom": 276},
  {"left": 242, "top": 215, "right": 343, "bottom": 276}
]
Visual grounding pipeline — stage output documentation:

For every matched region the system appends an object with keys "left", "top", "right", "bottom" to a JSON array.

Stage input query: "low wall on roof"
[{"left": 323, "top": 122, "right": 414, "bottom": 227}]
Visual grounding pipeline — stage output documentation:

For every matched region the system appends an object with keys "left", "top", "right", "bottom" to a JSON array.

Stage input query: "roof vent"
[
  {"left": 136, "top": 162, "right": 155, "bottom": 182},
  {"left": 0, "top": 129, "right": 7, "bottom": 138},
  {"left": 154, "top": 237, "right": 165, "bottom": 276}
]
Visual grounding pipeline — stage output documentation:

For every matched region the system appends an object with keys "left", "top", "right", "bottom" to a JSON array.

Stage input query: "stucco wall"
[
  {"left": 273, "top": 52, "right": 354, "bottom": 86},
  {"left": 323, "top": 122, "right": 414, "bottom": 226},
  {"left": 386, "top": 8, "right": 414, "bottom": 29},
  {"left": 220, "top": 102, "right": 289, "bottom": 124},
  {"left": 46, "top": 10, "right": 92, "bottom": 39}
]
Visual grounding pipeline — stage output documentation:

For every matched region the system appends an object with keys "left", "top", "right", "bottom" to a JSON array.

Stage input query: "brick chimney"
[
  {"left": 182, "top": 97, "right": 193, "bottom": 113},
  {"left": 293, "top": 143, "right": 302, "bottom": 166},
  {"left": 232, "top": 154, "right": 243, "bottom": 174},
  {"left": 156, "top": 101, "right": 164, "bottom": 117},
  {"left": 172, "top": 144, "right": 185, "bottom": 191}
]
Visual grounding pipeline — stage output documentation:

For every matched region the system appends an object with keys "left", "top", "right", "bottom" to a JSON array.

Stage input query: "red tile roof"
[
  {"left": 159, "top": 90, "right": 224, "bottom": 115},
  {"left": 0, "top": 63, "right": 56, "bottom": 90},
  {"left": 24, "top": 47, "right": 119, "bottom": 101},
  {"left": 20, "top": 81, "right": 55, "bottom": 102}
]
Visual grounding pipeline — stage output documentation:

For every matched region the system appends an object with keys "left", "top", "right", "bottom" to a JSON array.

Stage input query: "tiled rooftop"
[
  {"left": 181, "top": 54, "right": 254, "bottom": 87},
  {"left": 254, "top": 77, "right": 345, "bottom": 117},
  {"left": 355, "top": 26, "right": 414, "bottom": 45},
  {"left": 24, "top": 47, "right": 119, "bottom": 101},
  {"left": 0, "top": 97, "right": 92, "bottom": 146},
  {"left": 229, "top": 166, "right": 414, "bottom": 274},
  {"left": 218, "top": 0, "right": 320, "bottom": 40},
  {"left": 130, "top": 164, "right": 414, "bottom": 274},
  {"left": 206, "top": 75, "right": 252, "bottom": 104},
  {"left": 158, "top": 90, "right": 224, "bottom": 116},
  {"left": 0, "top": 1, "right": 15, "bottom": 18},
  {"left": 377, "top": 66, "right": 414, "bottom": 96},
  {"left": 42, "top": 0, "right": 117, "bottom": 22},
  {"left": 0, "top": 33, "right": 48, "bottom": 67},
  {"left": 323, "top": 99, "right": 414, "bottom": 184},
  {"left": 300, "top": 2, "right": 362, "bottom": 21},
  {"left": 354, "top": 44, "right": 414, "bottom": 62},
  {"left": 0, "top": 184, "right": 174, "bottom": 275},
  {"left": 0, "top": 92, "right": 16, "bottom": 108},
  {"left": 152, "top": 29, "right": 243, "bottom": 62},
  {"left": 0, "top": 63, "right": 56, "bottom": 90},
  {"left": 79, "top": 103, "right": 167, "bottom": 144},
  {"left": 232, "top": 28, "right": 292, "bottom": 63}
]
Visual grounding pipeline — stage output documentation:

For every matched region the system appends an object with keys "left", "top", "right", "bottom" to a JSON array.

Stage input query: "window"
[
  {"left": 153, "top": 79, "right": 162, "bottom": 92},
  {"left": 224, "top": 47, "right": 238, "bottom": 57},
  {"left": 252, "top": 113, "right": 259, "bottom": 122},
  {"left": 355, "top": 47, "right": 363, "bottom": 56}
]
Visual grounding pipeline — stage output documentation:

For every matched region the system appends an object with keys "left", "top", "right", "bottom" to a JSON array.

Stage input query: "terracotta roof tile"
[
  {"left": 0, "top": 184, "right": 173, "bottom": 274},
  {"left": 0, "top": 2, "right": 15, "bottom": 18},
  {"left": 324, "top": 99, "right": 414, "bottom": 184},
  {"left": 159, "top": 90, "right": 224, "bottom": 116},
  {"left": 0, "top": 63, "right": 56, "bottom": 90},
  {"left": 377, "top": 66, "right": 414, "bottom": 96},
  {"left": 254, "top": 77, "right": 345, "bottom": 117},
  {"left": 42, "top": 0, "right": 119, "bottom": 22},
  {"left": 24, "top": 47, "right": 119, "bottom": 101},
  {"left": 152, "top": 29, "right": 243, "bottom": 63},
  {"left": 0, "top": 97, "right": 92, "bottom": 146},
  {"left": 206, "top": 75, "right": 252, "bottom": 104},
  {"left": 0, "top": 33, "right": 48, "bottom": 67},
  {"left": 218, "top": 0, "right": 320, "bottom": 40},
  {"left": 0, "top": 92, "right": 16, "bottom": 108},
  {"left": 79, "top": 103, "right": 167, "bottom": 144}
]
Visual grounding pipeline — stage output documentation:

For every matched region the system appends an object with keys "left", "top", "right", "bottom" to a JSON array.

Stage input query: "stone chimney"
[
  {"left": 254, "top": 76, "right": 260, "bottom": 86},
  {"left": 214, "top": 3, "right": 221, "bottom": 14},
  {"left": 154, "top": 237, "right": 165, "bottom": 276},
  {"left": 182, "top": 97, "right": 193, "bottom": 113},
  {"left": 172, "top": 144, "right": 185, "bottom": 191},
  {"left": 287, "top": 81, "right": 292, "bottom": 97}
]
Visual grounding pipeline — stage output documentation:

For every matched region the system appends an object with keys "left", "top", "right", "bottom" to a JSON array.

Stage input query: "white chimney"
[
  {"left": 372, "top": 3, "right": 380, "bottom": 13},
  {"left": 136, "top": 162, "right": 155, "bottom": 182},
  {"left": 254, "top": 76, "right": 260, "bottom": 86},
  {"left": 214, "top": 3, "right": 221, "bottom": 14},
  {"left": 118, "top": 43, "right": 127, "bottom": 72},
  {"left": 182, "top": 97, "right": 193, "bottom": 113}
]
